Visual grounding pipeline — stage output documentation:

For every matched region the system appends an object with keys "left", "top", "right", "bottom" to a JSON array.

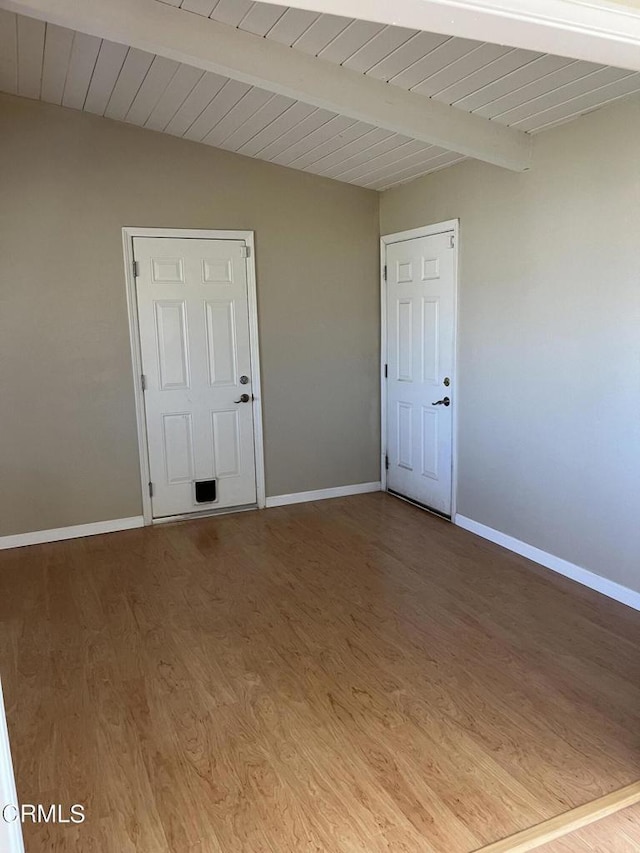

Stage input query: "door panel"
[
  {"left": 421, "top": 407, "right": 439, "bottom": 479},
  {"left": 205, "top": 300, "right": 238, "bottom": 386},
  {"left": 422, "top": 299, "right": 439, "bottom": 382},
  {"left": 155, "top": 301, "right": 190, "bottom": 389},
  {"left": 212, "top": 410, "right": 241, "bottom": 478},
  {"left": 396, "top": 299, "right": 413, "bottom": 381},
  {"left": 397, "top": 402, "right": 413, "bottom": 469},
  {"left": 134, "top": 236, "right": 257, "bottom": 518},
  {"left": 386, "top": 231, "right": 455, "bottom": 516},
  {"left": 162, "top": 413, "right": 195, "bottom": 484}
]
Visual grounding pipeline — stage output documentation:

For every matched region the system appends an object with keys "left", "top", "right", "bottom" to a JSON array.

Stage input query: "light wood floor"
[
  {"left": 538, "top": 803, "right": 640, "bottom": 851},
  {"left": 0, "top": 493, "right": 639, "bottom": 852}
]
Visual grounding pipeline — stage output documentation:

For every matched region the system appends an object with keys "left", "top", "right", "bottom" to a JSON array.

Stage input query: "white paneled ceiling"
[
  {"left": 182, "top": 0, "right": 640, "bottom": 134},
  {"left": 0, "top": 9, "right": 466, "bottom": 189},
  {"left": 1, "top": 1, "right": 640, "bottom": 190}
]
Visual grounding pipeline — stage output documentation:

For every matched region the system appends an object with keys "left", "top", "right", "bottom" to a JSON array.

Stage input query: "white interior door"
[
  {"left": 134, "top": 236, "right": 258, "bottom": 518},
  {"left": 385, "top": 230, "right": 456, "bottom": 516}
]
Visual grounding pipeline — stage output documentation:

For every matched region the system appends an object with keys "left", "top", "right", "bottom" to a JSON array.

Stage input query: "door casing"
[
  {"left": 123, "top": 227, "right": 266, "bottom": 525},
  {"left": 380, "top": 220, "right": 459, "bottom": 519}
]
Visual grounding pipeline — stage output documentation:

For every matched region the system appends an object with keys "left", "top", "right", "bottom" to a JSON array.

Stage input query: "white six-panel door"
[
  {"left": 134, "top": 237, "right": 257, "bottom": 518},
  {"left": 385, "top": 230, "right": 455, "bottom": 516}
]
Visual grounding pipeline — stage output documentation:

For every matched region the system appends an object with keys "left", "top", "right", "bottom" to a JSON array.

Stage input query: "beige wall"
[
  {"left": 0, "top": 93, "right": 380, "bottom": 536},
  {"left": 4, "top": 90, "right": 638, "bottom": 597},
  {"left": 381, "top": 96, "right": 640, "bottom": 593}
]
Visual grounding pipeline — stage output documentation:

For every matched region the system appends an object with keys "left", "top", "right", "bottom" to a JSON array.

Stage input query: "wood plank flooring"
[
  {"left": 475, "top": 782, "right": 640, "bottom": 852},
  {"left": 538, "top": 802, "right": 640, "bottom": 851},
  {"left": 0, "top": 493, "right": 639, "bottom": 852}
]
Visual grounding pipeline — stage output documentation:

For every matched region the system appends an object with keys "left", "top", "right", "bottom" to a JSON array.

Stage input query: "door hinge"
[
  {"left": 132, "top": 260, "right": 140, "bottom": 277},
  {"left": 449, "top": 234, "right": 455, "bottom": 249},
  {"left": 141, "top": 374, "right": 147, "bottom": 391},
  {"left": 384, "top": 363, "right": 388, "bottom": 379},
  {"left": 240, "top": 245, "right": 250, "bottom": 258},
  {"left": 385, "top": 455, "right": 389, "bottom": 470},
  {"left": 148, "top": 482, "right": 154, "bottom": 498},
  {"left": 383, "top": 265, "right": 387, "bottom": 281}
]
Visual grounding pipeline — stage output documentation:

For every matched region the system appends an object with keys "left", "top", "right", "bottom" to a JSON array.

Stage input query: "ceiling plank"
[
  {"left": 265, "top": 7, "right": 319, "bottom": 45},
  {"left": 144, "top": 63, "right": 203, "bottom": 130},
  {"left": 270, "top": 113, "right": 354, "bottom": 165},
  {"left": 227, "top": 0, "right": 640, "bottom": 74},
  {"left": 0, "top": 0, "right": 533, "bottom": 170},
  {"left": 242, "top": 102, "right": 326, "bottom": 157},
  {"left": 16, "top": 13, "right": 44, "bottom": 99},
  {"left": 83, "top": 39, "right": 128, "bottom": 115},
  {"left": 222, "top": 92, "right": 295, "bottom": 150},
  {"left": 62, "top": 32, "right": 102, "bottom": 109},
  {"left": 239, "top": 3, "right": 285, "bottom": 37},
  {"left": 103, "top": 47, "right": 154, "bottom": 120},
  {"left": 41, "top": 23, "right": 74, "bottom": 104},
  {"left": 0, "top": 10, "right": 18, "bottom": 95},
  {"left": 125, "top": 55, "right": 180, "bottom": 125}
]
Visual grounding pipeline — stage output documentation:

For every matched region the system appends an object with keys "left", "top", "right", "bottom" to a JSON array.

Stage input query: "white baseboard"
[
  {"left": 265, "top": 482, "right": 381, "bottom": 508},
  {"left": 0, "top": 516, "right": 145, "bottom": 551},
  {"left": 455, "top": 515, "right": 640, "bottom": 612},
  {"left": 0, "top": 679, "right": 25, "bottom": 853}
]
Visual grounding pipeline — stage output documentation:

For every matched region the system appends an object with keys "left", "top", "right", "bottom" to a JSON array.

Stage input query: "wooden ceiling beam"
[
  {"left": 0, "top": 0, "right": 533, "bottom": 171},
  {"left": 264, "top": 0, "right": 640, "bottom": 74}
]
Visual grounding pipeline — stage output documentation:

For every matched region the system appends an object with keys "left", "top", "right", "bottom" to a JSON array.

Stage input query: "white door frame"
[
  {"left": 0, "top": 678, "right": 24, "bottom": 853},
  {"left": 122, "top": 227, "right": 266, "bottom": 525},
  {"left": 380, "top": 219, "right": 460, "bottom": 518}
]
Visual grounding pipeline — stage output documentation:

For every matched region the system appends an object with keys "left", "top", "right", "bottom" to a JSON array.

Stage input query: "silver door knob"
[
  {"left": 234, "top": 393, "right": 251, "bottom": 403},
  {"left": 432, "top": 397, "right": 450, "bottom": 407}
]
